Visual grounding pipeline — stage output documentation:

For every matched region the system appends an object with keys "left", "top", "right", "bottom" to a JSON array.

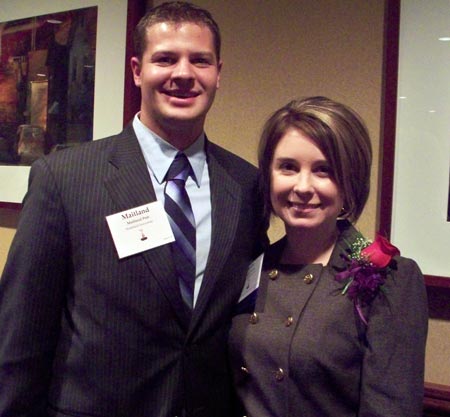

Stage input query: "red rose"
[{"left": 361, "top": 234, "right": 400, "bottom": 268}]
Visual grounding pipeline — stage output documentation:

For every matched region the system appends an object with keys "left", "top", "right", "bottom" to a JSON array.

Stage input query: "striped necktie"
[{"left": 164, "top": 153, "right": 196, "bottom": 308}]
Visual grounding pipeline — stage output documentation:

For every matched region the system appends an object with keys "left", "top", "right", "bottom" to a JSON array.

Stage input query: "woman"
[{"left": 229, "top": 96, "right": 428, "bottom": 417}]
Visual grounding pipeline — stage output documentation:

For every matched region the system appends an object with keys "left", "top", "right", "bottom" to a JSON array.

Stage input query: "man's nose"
[{"left": 172, "top": 58, "right": 194, "bottom": 79}]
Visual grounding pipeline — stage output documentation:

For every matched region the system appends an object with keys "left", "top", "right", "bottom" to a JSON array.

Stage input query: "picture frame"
[
  {"left": 0, "top": 0, "right": 144, "bottom": 207},
  {"left": 379, "top": 0, "right": 450, "bottom": 291},
  {"left": 381, "top": 3, "right": 450, "bottom": 411}
]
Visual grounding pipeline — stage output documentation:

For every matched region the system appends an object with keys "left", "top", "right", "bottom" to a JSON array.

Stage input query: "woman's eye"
[
  {"left": 279, "top": 162, "right": 297, "bottom": 172},
  {"left": 316, "top": 165, "right": 332, "bottom": 177}
]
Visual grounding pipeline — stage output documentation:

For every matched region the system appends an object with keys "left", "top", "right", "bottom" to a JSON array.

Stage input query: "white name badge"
[
  {"left": 106, "top": 202, "right": 174, "bottom": 259},
  {"left": 239, "top": 253, "right": 264, "bottom": 302}
]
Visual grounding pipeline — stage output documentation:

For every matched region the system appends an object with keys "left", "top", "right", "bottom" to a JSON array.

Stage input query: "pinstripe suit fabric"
[{"left": 0, "top": 125, "right": 266, "bottom": 417}]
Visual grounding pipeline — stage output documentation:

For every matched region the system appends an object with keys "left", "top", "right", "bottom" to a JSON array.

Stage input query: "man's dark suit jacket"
[{"left": 0, "top": 125, "right": 266, "bottom": 417}]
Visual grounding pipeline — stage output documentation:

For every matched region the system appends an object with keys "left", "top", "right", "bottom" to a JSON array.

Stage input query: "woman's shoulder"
[
  {"left": 381, "top": 255, "right": 427, "bottom": 308},
  {"left": 390, "top": 255, "right": 424, "bottom": 283},
  {"left": 373, "top": 254, "right": 428, "bottom": 322}
]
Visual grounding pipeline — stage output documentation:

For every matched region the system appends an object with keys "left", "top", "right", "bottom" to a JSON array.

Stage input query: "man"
[{"left": 0, "top": 2, "right": 266, "bottom": 416}]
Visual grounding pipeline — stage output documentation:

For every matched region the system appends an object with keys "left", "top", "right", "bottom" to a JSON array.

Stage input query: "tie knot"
[{"left": 166, "top": 153, "right": 191, "bottom": 182}]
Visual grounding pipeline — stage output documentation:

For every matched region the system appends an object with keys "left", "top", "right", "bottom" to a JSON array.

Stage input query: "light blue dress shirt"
[{"left": 132, "top": 114, "right": 212, "bottom": 306}]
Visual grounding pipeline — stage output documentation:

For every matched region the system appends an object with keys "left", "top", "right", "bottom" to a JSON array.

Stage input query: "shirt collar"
[{"left": 132, "top": 113, "right": 206, "bottom": 187}]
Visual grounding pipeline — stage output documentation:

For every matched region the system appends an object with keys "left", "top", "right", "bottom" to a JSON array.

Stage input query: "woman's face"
[{"left": 270, "top": 127, "right": 343, "bottom": 234}]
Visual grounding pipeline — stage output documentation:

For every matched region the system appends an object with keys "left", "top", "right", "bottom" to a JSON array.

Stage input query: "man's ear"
[
  {"left": 216, "top": 60, "right": 223, "bottom": 89},
  {"left": 130, "top": 57, "right": 142, "bottom": 87}
]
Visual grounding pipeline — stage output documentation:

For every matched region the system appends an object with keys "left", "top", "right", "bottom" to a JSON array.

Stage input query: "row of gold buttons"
[
  {"left": 268, "top": 269, "right": 314, "bottom": 284},
  {"left": 240, "top": 365, "right": 285, "bottom": 381},
  {"left": 248, "top": 312, "right": 294, "bottom": 327},
  {"left": 240, "top": 270, "right": 316, "bottom": 383}
]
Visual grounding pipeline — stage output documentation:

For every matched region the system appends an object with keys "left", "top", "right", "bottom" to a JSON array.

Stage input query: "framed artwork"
[
  {"left": 1, "top": 6, "right": 97, "bottom": 167},
  {"left": 0, "top": 0, "right": 144, "bottom": 206},
  {"left": 381, "top": 1, "right": 450, "bottom": 410},
  {"left": 380, "top": 0, "right": 450, "bottom": 290}
]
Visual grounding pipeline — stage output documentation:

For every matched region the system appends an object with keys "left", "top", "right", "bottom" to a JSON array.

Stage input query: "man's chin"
[{"left": 162, "top": 111, "right": 207, "bottom": 126}]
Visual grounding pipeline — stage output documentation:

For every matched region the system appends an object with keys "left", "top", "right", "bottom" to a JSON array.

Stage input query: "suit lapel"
[
  {"left": 104, "top": 125, "right": 155, "bottom": 210},
  {"left": 190, "top": 147, "right": 243, "bottom": 329},
  {"left": 104, "top": 126, "right": 190, "bottom": 328}
]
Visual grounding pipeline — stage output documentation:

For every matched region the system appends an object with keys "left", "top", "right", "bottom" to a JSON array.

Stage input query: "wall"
[
  {"left": 185, "top": 0, "right": 383, "bottom": 240},
  {"left": 1, "top": 0, "right": 449, "bottom": 386}
]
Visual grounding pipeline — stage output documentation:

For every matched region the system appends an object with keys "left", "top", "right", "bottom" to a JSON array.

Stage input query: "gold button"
[
  {"left": 285, "top": 316, "right": 294, "bottom": 327},
  {"left": 249, "top": 312, "right": 259, "bottom": 324},
  {"left": 303, "top": 273, "right": 314, "bottom": 284},
  {"left": 275, "top": 367, "right": 285, "bottom": 381},
  {"left": 268, "top": 269, "right": 278, "bottom": 280},
  {"left": 240, "top": 366, "right": 250, "bottom": 374}
]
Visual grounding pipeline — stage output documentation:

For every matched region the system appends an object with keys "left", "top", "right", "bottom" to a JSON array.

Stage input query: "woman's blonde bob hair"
[{"left": 258, "top": 96, "right": 372, "bottom": 225}]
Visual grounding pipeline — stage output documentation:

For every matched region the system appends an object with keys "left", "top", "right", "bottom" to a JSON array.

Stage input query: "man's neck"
[
  {"left": 162, "top": 130, "right": 200, "bottom": 150},
  {"left": 139, "top": 113, "right": 204, "bottom": 151}
]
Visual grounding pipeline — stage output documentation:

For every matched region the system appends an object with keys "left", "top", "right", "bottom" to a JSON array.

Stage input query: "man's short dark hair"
[{"left": 134, "top": 1, "right": 221, "bottom": 61}]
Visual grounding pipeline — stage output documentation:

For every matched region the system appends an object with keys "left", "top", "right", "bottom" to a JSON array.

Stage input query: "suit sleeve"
[
  {"left": 358, "top": 258, "right": 428, "bottom": 417},
  {"left": 0, "top": 158, "right": 69, "bottom": 415}
]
